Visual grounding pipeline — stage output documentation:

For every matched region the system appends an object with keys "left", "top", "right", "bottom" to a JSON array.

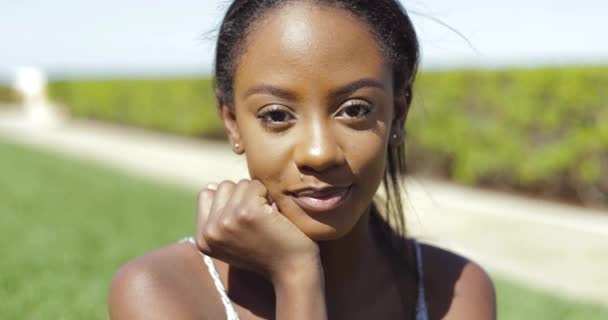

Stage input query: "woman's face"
[{"left": 223, "top": 3, "right": 403, "bottom": 240}]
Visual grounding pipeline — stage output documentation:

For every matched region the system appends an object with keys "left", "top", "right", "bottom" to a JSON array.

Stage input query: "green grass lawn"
[{"left": 1, "top": 140, "right": 606, "bottom": 319}]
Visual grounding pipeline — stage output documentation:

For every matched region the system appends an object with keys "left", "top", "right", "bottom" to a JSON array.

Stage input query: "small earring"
[
  {"left": 392, "top": 133, "right": 398, "bottom": 140},
  {"left": 234, "top": 143, "right": 240, "bottom": 149}
]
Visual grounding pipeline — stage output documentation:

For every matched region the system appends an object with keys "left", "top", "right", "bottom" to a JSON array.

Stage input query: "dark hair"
[{"left": 214, "top": 0, "right": 420, "bottom": 274}]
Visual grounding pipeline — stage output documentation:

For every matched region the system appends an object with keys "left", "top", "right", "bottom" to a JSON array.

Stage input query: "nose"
[{"left": 294, "top": 117, "right": 345, "bottom": 173}]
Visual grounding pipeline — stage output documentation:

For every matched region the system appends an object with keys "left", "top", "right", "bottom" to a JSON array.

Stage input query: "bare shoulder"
[
  {"left": 108, "top": 242, "right": 224, "bottom": 320},
  {"left": 418, "top": 242, "right": 496, "bottom": 320}
]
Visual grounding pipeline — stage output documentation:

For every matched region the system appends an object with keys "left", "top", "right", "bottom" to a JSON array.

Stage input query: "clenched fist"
[{"left": 195, "top": 179, "right": 321, "bottom": 284}]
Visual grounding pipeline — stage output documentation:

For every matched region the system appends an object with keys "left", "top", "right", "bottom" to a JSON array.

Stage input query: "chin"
[{"left": 291, "top": 211, "right": 361, "bottom": 241}]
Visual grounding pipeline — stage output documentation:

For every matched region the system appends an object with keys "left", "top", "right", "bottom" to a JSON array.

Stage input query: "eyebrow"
[
  {"left": 243, "top": 84, "right": 297, "bottom": 100},
  {"left": 330, "top": 78, "right": 386, "bottom": 97},
  {"left": 242, "top": 78, "right": 385, "bottom": 100}
]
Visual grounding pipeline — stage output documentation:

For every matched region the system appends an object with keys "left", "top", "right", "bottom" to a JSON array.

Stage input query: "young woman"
[{"left": 109, "top": 1, "right": 496, "bottom": 319}]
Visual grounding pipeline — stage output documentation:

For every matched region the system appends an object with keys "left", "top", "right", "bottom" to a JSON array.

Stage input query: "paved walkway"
[{"left": 1, "top": 107, "right": 607, "bottom": 305}]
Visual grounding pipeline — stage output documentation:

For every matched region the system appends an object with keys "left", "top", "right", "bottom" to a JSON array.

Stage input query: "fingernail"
[{"left": 207, "top": 183, "right": 218, "bottom": 190}]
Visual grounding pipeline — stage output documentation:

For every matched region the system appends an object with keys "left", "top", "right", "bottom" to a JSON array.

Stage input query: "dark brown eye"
[
  {"left": 264, "top": 110, "right": 291, "bottom": 123},
  {"left": 256, "top": 105, "right": 295, "bottom": 131},
  {"left": 338, "top": 103, "right": 373, "bottom": 119}
]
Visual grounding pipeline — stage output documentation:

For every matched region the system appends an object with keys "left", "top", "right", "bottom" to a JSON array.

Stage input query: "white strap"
[
  {"left": 180, "top": 237, "right": 240, "bottom": 320},
  {"left": 414, "top": 239, "right": 429, "bottom": 320}
]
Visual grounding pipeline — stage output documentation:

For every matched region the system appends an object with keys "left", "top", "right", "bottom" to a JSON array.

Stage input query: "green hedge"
[
  {"left": 48, "top": 78, "right": 223, "bottom": 137},
  {"left": 47, "top": 68, "right": 608, "bottom": 206},
  {"left": 407, "top": 68, "right": 607, "bottom": 205}
]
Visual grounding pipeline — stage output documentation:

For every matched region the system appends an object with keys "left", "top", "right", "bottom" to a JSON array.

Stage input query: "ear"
[
  {"left": 389, "top": 86, "right": 411, "bottom": 146},
  {"left": 218, "top": 101, "right": 244, "bottom": 155}
]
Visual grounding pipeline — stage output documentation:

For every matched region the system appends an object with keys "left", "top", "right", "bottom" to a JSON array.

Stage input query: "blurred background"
[{"left": 1, "top": 0, "right": 607, "bottom": 319}]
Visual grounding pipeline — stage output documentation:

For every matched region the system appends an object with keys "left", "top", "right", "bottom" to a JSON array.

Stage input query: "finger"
[
  {"left": 246, "top": 179, "right": 269, "bottom": 202},
  {"left": 244, "top": 180, "right": 280, "bottom": 214},
  {"left": 199, "top": 182, "right": 219, "bottom": 222},
  {"left": 225, "top": 179, "right": 251, "bottom": 213},
  {"left": 196, "top": 185, "right": 216, "bottom": 252},
  {"left": 209, "top": 180, "right": 236, "bottom": 221},
  {"left": 197, "top": 185, "right": 216, "bottom": 226}
]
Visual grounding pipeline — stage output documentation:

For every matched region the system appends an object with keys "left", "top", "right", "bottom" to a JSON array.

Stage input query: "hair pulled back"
[{"left": 214, "top": 0, "right": 420, "bottom": 271}]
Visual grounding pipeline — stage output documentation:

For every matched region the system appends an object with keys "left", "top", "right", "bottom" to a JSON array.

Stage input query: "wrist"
[
  {"left": 271, "top": 250, "right": 324, "bottom": 290},
  {"left": 272, "top": 255, "right": 326, "bottom": 319},
  {"left": 271, "top": 250, "right": 327, "bottom": 320}
]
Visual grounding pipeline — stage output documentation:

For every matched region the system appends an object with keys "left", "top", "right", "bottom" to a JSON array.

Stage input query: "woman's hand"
[
  {"left": 196, "top": 179, "right": 328, "bottom": 319},
  {"left": 195, "top": 179, "right": 321, "bottom": 284}
]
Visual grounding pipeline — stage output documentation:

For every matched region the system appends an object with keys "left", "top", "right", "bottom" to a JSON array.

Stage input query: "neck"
[{"left": 317, "top": 209, "right": 382, "bottom": 298}]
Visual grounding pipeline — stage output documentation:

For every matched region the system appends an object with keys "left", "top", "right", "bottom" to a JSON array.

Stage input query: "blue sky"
[{"left": 1, "top": 0, "right": 607, "bottom": 81}]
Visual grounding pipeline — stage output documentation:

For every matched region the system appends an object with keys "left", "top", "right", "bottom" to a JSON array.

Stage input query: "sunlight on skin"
[{"left": 278, "top": 7, "right": 315, "bottom": 54}]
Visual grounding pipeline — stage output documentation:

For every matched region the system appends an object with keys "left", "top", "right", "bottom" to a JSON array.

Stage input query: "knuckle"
[
  {"left": 250, "top": 179, "right": 267, "bottom": 192},
  {"left": 195, "top": 234, "right": 208, "bottom": 251},
  {"left": 202, "top": 224, "right": 220, "bottom": 243},
  {"left": 236, "top": 207, "right": 255, "bottom": 223},
  {"left": 219, "top": 180, "right": 236, "bottom": 189},
  {"left": 250, "top": 179, "right": 263, "bottom": 188},
  {"left": 219, "top": 217, "right": 236, "bottom": 232}
]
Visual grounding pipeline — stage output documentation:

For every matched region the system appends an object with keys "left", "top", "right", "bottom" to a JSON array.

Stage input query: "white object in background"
[{"left": 12, "top": 66, "right": 64, "bottom": 129}]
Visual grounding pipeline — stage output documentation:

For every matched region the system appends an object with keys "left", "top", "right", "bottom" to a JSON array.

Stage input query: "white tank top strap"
[
  {"left": 180, "top": 237, "right": 241, "bottom": 320},
  {"left": 413, "top": 239, "right": 430, "bottom": 320}
]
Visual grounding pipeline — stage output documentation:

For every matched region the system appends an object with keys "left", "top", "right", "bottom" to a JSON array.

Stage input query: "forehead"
[{"left": 234, "top": 3, "right": 391, "bottom": 98}]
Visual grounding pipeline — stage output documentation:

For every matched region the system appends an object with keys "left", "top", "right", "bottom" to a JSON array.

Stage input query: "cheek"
[
  {"left": 346, "top": 114, "right": 390, "bottom": 171},
  {"left": 239, "top": 121, "right": 291, "bottom": 191},
  {"left": 347, "top": 130, "right": 389, "bottom": 193}
]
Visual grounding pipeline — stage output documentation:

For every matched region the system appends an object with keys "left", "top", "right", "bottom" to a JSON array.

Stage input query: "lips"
[{"left": 289, "top": 185, "right": 352, "bottom": 212}]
